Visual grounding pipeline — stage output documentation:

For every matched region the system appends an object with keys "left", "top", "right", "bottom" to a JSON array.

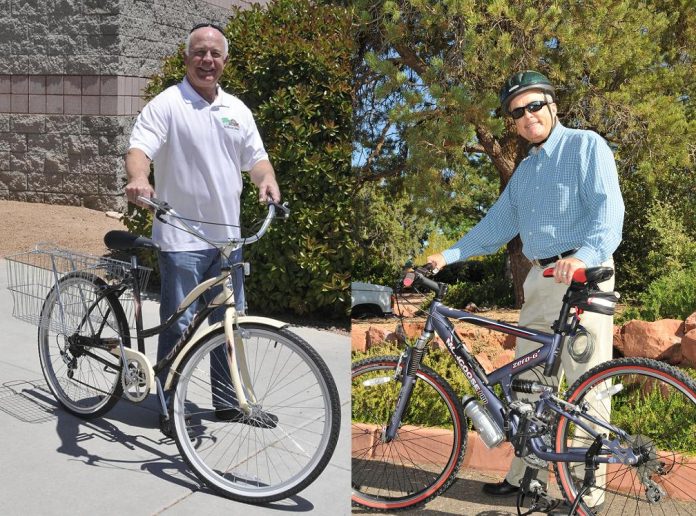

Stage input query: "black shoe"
[
  {"left": 159, "top": 414, "right": 194, "bottom": 439},
  {"left": 482, "top": 479, "right": 519, "bottom": 496},
  {"left": 215, "top": 407, "right": 278, "bottom": 429}
]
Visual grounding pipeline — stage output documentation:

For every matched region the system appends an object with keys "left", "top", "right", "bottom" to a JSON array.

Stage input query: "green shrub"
[
  {"left": 619, "top": 260, "right": 696, "bottom": 322},
  {"left": 441, "top": 252, "right": 514, "bottom": 309},
  {"left": 124, "top": 0, "right": 353, "bottom": 319}
]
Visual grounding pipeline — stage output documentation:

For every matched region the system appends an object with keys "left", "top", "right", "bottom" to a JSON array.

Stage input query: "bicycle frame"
[
  {"left": 68, "top": 199, "right": 290, "bottom": 414},
  {"left": 394, "top": 297, "right": 638, "bottom": 468}
]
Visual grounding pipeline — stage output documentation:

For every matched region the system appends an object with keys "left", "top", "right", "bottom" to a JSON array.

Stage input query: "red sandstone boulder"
[
  {"left": 685, "top": 312, "right": 696, "bottom": 333},
  {"left": 682, "top": 329, "right": 696, "bottom": 366},
  {"left": 352, "top": 329, "right": 368, "bottom": 352},
  {"left": 366, "top": 327, "right": 387, "bottom": 348},
  {"left": 617, "top": 319, "right": 684, "bottom": 364}
]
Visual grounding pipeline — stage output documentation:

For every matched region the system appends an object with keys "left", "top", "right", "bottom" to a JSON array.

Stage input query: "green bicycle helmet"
[{"left": 499, "top": 70, "right": 555, "bottom": 113}]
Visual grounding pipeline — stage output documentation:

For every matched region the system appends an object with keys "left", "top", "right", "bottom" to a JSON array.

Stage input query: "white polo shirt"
[{"left": 129, "top": 77, "right": 269, "bottom": 251}]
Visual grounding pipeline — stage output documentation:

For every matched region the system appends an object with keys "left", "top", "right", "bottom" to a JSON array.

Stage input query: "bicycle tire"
[
  {"left": 170, "top": 323, "right": 340, "bottom": 503},
  {"left": 553, "top": 357, "right": 696, "bottom": 515},
  {"left": 38, "top": 271, "right": 130, "bottom": 418},
  {"left": 352, "top": 355, "right": 466, "bottom": 511}
]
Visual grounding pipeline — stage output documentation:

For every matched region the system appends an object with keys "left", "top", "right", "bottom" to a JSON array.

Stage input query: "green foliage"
[
  {"left": 616, "top": 191, "right": 696, "bottom": 302},
  {"left": 619, "top": 260, "right": 696, "bottom": 322},
  {"left": 353, "top": 0, "right": 696, "bottom": 308},
  {"left": 125, "top": 0, "right": 354, "bottom": 318},
  {"left": 352, "top": 344, "right": 476, "bottom": 427},
  {"left": 610, "top": 368, "right": 696, "bottom": 454},
  {"left": 352, "top": 182, "right": 426, "bottom": 285},
  {"left": 441, "top": 252, "right": 515, "bottom": 308}
]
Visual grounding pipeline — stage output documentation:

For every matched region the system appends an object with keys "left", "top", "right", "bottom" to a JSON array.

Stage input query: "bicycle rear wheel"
[
  {"left": 352, "top": 355, "right": 466, "bottom": 511},
  {"left": 554, "top": 357, "right": 696, "bottom": 515},
  {"left": 171, "top": 323, "right": 340, "bottom": 503},
  {"left": 38, "top": 271, "right": 129, "bottom": 418}
]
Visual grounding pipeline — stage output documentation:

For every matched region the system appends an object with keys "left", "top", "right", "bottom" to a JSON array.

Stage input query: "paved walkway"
[{"left": 0, "top": 259, "right": 350, "bottom": 515}]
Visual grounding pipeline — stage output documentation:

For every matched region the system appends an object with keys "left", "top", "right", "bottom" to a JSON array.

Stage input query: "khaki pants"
[{"left": 505, "top": 260, "right": 614, "bottom": 506}]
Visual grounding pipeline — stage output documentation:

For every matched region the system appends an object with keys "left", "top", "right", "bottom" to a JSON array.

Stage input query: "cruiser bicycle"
[
  {"left": 7, "top": 197, "right": 340, "bottom": 504},
  {"left": 352, "top": 264, "right": 696, "bottom": 515}
]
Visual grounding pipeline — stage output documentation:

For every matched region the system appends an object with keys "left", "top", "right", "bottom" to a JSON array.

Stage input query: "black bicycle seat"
[
  {"left": 104, "top": 230, "right": 160, "bottom": 251},
  {"left": 583, "top": 266, "right": 614, "bottom": 284}
]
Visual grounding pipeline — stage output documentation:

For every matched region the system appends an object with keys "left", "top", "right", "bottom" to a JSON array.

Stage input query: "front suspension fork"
[{"left": 383, "top": 331, "right": 432, "bottom": 442}]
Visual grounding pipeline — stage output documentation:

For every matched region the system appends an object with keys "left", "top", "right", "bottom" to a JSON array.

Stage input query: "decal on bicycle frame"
[
  {"left": 512, "top": 350, "right": 541, "bottom": 370},
  {"left": 445, "top": 335, "right": 488, "bottom": 404}
]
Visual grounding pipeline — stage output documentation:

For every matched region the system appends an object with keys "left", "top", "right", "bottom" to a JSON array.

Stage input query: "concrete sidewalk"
[{"left": 0, "top": 259, "right": 350, "bottom": 515}]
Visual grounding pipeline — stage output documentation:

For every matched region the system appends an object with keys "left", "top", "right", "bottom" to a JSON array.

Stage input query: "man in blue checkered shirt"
[{"left": 428, "top": 71, "right": 623, "bottom": 509}]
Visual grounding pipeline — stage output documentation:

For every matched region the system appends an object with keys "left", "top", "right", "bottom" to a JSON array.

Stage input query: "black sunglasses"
[
  {"left": 190, "top": 23, "right": 225, "bottom": 36},
  {"left": 509, "top": 100, "right": 549, "bottom": 120}
]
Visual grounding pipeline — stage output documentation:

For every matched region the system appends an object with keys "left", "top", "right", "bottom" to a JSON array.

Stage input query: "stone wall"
[{"left": 0, "top": 0, "right": 257, "bottom": 211}]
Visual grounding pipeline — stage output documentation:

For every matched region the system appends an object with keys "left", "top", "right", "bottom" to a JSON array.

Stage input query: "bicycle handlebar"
[
  {"left": 402, "top": 264, "right": 441, "bottom": 293},
  {"left": 137, "top": 195, "right": 289, "bottom": 248}
]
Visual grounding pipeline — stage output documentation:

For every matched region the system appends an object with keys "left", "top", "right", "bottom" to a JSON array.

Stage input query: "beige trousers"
[{"left": 505, "top": 260, "right": 614, "bottom": 505}]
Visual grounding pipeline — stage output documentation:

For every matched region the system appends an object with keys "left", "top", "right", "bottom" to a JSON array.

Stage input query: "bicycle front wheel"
[
  {"left": 38, "top": 271, "right": 129, "bottom": 418},
  {"left": 554, "top": 357, "right": 696, "bottom": 515},
  {"left": 352, "top": 355, "right": 466, "bottom": 511},
  {"left": 171, "top": 323, "right": 340, "bottom": 503}
]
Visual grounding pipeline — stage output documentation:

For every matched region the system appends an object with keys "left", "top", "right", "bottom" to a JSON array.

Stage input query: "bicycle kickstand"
[
  {"left": 567, "top": 434, "right": 603, "bottom": 515},
  {"left": 516, "top": 467, "right": 561, "bottom": 515}
]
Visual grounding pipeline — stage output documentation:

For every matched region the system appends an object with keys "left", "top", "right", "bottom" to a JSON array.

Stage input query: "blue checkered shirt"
[{"left": 441, "top": 123, "right": 624, "bottom": 267}]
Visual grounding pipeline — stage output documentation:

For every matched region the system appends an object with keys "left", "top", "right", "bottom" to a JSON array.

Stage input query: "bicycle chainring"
[{"left": 122, "top": 356, "right": 151, "bottom": 402}]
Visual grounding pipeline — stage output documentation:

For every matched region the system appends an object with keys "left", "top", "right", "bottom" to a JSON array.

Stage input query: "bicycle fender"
[{"left": 164, "top": 316, "right": 289, "bottom": 390}]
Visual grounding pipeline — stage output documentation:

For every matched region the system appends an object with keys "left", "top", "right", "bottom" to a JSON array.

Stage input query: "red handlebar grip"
[
  {"left": 542, "top": 268, "right": 587, "bottom": 282},
  {"left": 403, "top": 273, "right": 415, "bottom": 287}
]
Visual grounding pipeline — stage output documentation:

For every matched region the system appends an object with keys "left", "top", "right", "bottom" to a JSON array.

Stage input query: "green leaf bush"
[{"left": 124, "top": 0, "right": 353, "bottom": 319}]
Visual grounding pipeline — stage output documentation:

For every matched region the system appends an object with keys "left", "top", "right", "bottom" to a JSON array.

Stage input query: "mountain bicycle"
[
  {"left": 6, "top": 197, "right": 340, "bottom": 504},
  {"left": 352, "top": 265, "right": 696, "bottom": 515}
]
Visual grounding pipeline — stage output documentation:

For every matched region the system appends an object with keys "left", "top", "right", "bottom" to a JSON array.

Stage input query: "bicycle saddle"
[
  {"left": 104, "top": 230, "right": 160, "bottom": 251},
  {"left": 583, "top": 266, "right": 613, "bottom": 284}
]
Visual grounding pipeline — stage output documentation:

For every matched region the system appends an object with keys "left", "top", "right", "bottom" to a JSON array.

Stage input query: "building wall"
[{"left": 0, "top": 0, "right": 255, "bottom": 210}]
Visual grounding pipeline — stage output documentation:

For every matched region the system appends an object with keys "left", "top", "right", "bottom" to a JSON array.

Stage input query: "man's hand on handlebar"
[
  {"left": 425, "top": 253, "right": 446, "bottom": 275},
  {"left": 125, "top": 178, "right": 155, "bottom": 209},
  {"left": 551, "top": 256, "right": 586, "bottom": 285}
]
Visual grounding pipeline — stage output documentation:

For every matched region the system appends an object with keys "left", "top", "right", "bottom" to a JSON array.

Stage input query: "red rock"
[
  {"left": 502, "top": 334, "right": 516, "bottom": 350},
  {"left": 682, "top": 329, "right": 696, "bottom": 367},
  {"left": 492, "top": 349, "right": 515, "bottom": 369},
  {"left": 685, "top": 312, "right": 696, "bottom": 333},
  {"left": 401, "top": 321, "right": 425, "bottom": 339},
  {"left": 619, "top": 319, "right": 684, "bottom": 364},
  {"left": 366, "top": 327, "right": 387, "bottom": 349},
  {"left": 352, "top": 329, "right": 367, "bottom": 352}
]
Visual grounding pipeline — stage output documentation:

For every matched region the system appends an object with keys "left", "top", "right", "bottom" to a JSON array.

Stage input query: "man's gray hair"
[{"left": 184, "top": 28, "right": 229, "bottom": 57}]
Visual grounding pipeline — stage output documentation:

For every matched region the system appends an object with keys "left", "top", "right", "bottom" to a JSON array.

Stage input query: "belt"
[{"left": 531, "top": 249, "right": 577, "bottom": 268}]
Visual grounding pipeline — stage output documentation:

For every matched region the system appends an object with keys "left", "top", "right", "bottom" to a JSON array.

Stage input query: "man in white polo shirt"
[{"left": 124, "top": 23, "right": 280, "bottom": 434}]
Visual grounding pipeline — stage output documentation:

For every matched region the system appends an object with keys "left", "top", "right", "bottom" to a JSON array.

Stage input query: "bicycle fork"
[
  {"left": 383, "top": 331, "right": 433, "bottom": 442},
  {"left": 221, "top": 279, "right": 257, "bottom": 416}
]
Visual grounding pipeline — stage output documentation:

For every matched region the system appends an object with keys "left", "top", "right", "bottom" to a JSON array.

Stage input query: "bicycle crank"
[{"left": 120, "top": 349, "right": 154, "bottom": 402}]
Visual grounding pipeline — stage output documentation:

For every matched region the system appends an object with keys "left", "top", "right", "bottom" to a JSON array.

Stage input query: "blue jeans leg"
[
  {"left": 158, "top": 248, "right": 245, "bottom": 410},
  {"left": 208, "top": 248, "right": 245, "bottom": 410}
]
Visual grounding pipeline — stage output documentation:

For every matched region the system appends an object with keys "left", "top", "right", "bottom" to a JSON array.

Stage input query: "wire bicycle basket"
[{"left": 5, "top": 244, "right": 151, "bottom": 331}]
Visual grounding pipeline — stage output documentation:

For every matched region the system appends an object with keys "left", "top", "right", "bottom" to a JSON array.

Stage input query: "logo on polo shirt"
[{"left": 221, "top": 117, "right": 240, "bottom": 130}]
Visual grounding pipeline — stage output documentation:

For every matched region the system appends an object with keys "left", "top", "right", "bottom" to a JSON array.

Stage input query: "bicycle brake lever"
[{"left": 268, "top": 200, "right": 290, "bottom": 219}]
